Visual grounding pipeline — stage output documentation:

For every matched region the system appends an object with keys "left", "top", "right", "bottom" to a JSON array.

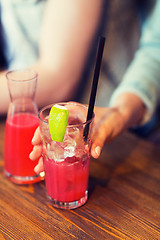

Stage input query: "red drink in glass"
[
  {"left": 39, "top": 102, "right": 94, "bottom": 209},
  {"left": 44, "top": 152, "right": 90, "bottom": 203},
  {"left": 4, "top": 113, "right": 41, "bottom": 184},
  {"left": 4, "top": 69, "right": 43, "bottom": 184}
]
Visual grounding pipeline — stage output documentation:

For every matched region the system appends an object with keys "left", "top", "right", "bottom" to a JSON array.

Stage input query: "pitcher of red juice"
[{"left": 4, "top": 69, "right": 44, "bottom": 184}]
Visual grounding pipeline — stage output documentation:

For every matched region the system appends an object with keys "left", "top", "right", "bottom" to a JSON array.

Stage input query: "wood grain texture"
[{"left": 0, "top": 119, "right": 160, "bottom": 240}]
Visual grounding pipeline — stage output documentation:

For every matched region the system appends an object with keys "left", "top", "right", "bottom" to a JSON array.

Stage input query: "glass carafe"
[{"left": 4, "top": 69, "right": 44, "bottom": 184}]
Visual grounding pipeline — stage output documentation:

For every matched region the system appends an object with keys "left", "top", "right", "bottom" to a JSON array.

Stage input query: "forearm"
[{"left": 35, "top": 0, "right": 103, "bottom": 107}]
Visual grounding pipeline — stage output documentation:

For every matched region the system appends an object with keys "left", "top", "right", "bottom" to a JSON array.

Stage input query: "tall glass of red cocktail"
[{"left": 38, "top": 102, "right": 94, "bottom": 209}]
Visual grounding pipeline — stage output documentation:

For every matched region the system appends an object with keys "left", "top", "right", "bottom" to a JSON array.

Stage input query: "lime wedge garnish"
[{"left": 49, "top": 104, "right": 69, "bottom": 142}]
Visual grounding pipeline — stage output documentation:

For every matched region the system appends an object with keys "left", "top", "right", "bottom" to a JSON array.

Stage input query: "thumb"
[{"left": 91, "top": 125, "right": 108, "bottom": 159}]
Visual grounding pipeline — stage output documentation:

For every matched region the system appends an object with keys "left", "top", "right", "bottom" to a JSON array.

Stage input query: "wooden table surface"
[{"left": 0, "top": 117, "right": 160, "bottom": 240}]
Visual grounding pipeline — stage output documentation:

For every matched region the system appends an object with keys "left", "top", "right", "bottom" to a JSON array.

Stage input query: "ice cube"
[
  {"left": 64, "top": 135, "right": 76, "bottom": 147},
  {"left": 74, "top": 143, "right": 90, "bottom": 161},
  {"left": 66, "top": 127, "right": 79, "bottom": 138},
  {"left": 46, "top": 141, "right": 65, "bottom": 162},
  {"left": 63, "top": 135, "right": 76, "bottom": 158},
  {"left": 66, "top": 126, "right": 85, "bottom": 147}
]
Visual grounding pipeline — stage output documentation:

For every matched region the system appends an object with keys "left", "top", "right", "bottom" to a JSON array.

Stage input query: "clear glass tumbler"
[
  {"left": 4, "top": 69, "right": 44, "bottom": 184},
  {"left": 38, "top": 102, "right": 94, "bottom": 209}
]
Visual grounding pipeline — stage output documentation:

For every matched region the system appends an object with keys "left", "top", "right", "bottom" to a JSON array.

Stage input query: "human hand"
[
  {"left": 91, "top": 106, "right": 128, "bottom": 159},
  {"left": 29, "top": 127, "right": 44, "bottom": 174},
  {"left": 91, "top": 92, "right": 146, "bottom": 158}
]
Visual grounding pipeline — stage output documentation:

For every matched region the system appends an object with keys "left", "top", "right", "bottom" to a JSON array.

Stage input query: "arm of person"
[
  {"left": 0, "top": 0, "right": 103, "bottom": 114},
  {"left": 92, "top": 0, "right": 160, "bottom": 158},
  {"left": 30, "top": 0, "right": 103, "bottom": 107},
  {"left": 109, "top": 0, "right": 160, "bottom": 125}
]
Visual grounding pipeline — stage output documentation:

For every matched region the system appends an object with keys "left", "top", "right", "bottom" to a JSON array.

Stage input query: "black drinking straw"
[{"left": 83, "top": 36, "right": 105, "bottom": 141}]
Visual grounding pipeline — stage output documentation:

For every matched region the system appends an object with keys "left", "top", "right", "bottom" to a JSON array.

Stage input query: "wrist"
[{"left": 113, "top": 92, "right": 146, "bottom": 129}]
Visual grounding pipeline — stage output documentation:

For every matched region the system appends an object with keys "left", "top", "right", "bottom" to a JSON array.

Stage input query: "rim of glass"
[
  {"left": 38, "top": 102, "right": 95, "bottom": 128},
  {"left": 6, "top": 69, "right": 38, "bottom": 82}
]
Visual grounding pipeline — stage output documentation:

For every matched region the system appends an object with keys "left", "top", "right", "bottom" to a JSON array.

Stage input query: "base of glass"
[
  {"left": 47, "top": 190, "right": 88, "bottom": 210},
  {"left": 4, "top": 169, "right": 45, "bottom": 184}
]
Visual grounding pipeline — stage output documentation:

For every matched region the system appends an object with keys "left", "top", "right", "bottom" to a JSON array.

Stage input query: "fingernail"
[
  {"left": 31, "top": 136, "right": 35, "bottom": 144},
  {"left": 34, "top": 165, "right": 38, "bottom": 173},
  {"left": 95, "top": 146, "right": 101, "bottom": 157},
  {"left": 29, "top": 151, "right": 33, "bottom": 160}
]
